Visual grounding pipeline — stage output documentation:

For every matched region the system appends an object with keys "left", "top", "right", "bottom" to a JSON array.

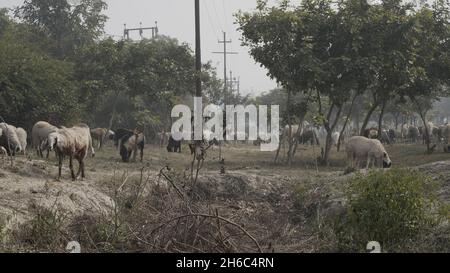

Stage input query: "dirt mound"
[{"left": 0, "top": 158, "right": 114, "bottom": 232}]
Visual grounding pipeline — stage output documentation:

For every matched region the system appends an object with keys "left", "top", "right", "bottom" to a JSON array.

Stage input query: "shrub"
[
  {"left": 13, "top": 203, "right": 69, "bottom": 252},
  {"left": 335, "top": 169, "right": 440, "bottom": 252}
]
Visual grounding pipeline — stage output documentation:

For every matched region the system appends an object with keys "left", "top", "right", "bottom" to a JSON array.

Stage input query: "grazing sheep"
[
  {"left": 380, "top": 130, "right": 392, "bottom": 145},
  {"left": 432, "top": 126, "right": 443, "bottom": 143},
  {"left": 345, "top": 136, "right": 392, "bottom": 169},
  {"left": 0, "top": 123, "right": 22, "bottom": 156},
  {"left": 438, "top": 125, "right": 447, "bottom": 142},
  {"left": 363, "top": 127, "right": 378, "bottom": 139},
  {"left": 113, "top": 128, "right": 131, "bottom": 149},
  {"left": 15, "top": 127, "right": 27, "bottom": 155},
  {"left": 442, "top": 125, "right": 450, "bottom": 152},
  {"left": 298, "top": 129, "right": 320, "bottom": 145},
  {"left": 32, "top": 121, "right": 58, "bottom": 158},
  {"left": 408, "top": 126, "right": 420, "bottom": 143},
  {"left": 157, "top": 130, "right": 170, "bottom": 147},
  {"left": 90, "top": 128, "right": 114, "bottom": 150},
  {"left": 167, "top": 135, "right": 182, "bottom": 153},
  {"left": 46, "top": 124, "right": 95, "bottom": 181},
  {"left": 388, "top": 129, "right": 397, "bottom": 143},
  {"left": 114, "top": 128, "right": 145, "bottom": 162}
]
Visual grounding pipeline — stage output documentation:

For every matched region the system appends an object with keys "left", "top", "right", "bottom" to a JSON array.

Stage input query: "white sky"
[{"left": 0, "top": 0, "right": 279, "bottom": 96}]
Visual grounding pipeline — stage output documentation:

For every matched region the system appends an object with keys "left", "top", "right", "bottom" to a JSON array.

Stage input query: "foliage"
[
  {"left": 335, "top": 169, "right": 441, "bottom": 252},
  {"left": 0, "top": 16, "right": 81, "bottom": 129},
  {"left": 14, "top": 0, "right": 108, "bottom": 59}
]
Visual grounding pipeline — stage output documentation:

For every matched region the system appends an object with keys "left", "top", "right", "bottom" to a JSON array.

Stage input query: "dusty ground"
[{"left": 0, "top": 141, "right": 449, "bottom": 252}]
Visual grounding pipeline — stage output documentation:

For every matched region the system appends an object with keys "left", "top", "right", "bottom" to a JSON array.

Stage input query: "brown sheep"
[
  {"left": 90, "top": 128, "right": 114, "bottom": 149},
  {"left": 46, "top": 124, "right": 95, "bottom": 181}
]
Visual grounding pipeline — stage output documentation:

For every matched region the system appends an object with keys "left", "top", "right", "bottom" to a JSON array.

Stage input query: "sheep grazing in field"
[
  {"left": 363, "top": 127, "right": 378, "bottom": 139},
  {"left": 388, "top": 129, "right": 397, "bottom": 143},
  {"left": 15, "top": 127, "right": 27, "bottom": 155},
  {"left": 113, "top": 128, "right": 130, "bottom": 148},
  {"left": 0, "top": 123, "right": 22, "bottom": 156},
  {"left": 408, "top": 126, "right": 421, "bottom": 143},
  {"left": 32, "top": 121, "right": 58, "bottom": 158},
  {"left": 90, "top": 128, "right": 114, "bottom": 150},
  {"left": 46, "top": 124, "right": 95, "bottom": 181},
  {"left": 167, "top": 135, "right": 182, "bottom": 153},
  {"left": 380, "top": 130, "right": 392, "bottom": 145},
  {"left": 442, "top": 124, "right": 450, "bottom": 152},
  {"left": 157, "top": 130, "right": 170, "bottom": 147},
  {"left": 298, "top": 129, "right": 320, "bottom": 145},
  {"left": 345, "top": 136, "right": 392, "bottom": 169},
  {"left": 114, "top": 128, "right": 145, "bottom": 162}
]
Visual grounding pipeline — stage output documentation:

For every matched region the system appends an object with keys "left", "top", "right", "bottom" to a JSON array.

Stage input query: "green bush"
[{"left": 335, "top": 169, "right": 440, "bottom": 252}]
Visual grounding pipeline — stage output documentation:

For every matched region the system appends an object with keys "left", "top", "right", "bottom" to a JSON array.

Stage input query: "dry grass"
[{"left": 0, "top": 140, "right": 448, "bottom": 253}]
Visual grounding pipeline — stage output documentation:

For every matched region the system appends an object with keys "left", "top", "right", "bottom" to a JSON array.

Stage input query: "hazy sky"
[{"left": 0, "top": 0, "right": 279, "bottom": 96}]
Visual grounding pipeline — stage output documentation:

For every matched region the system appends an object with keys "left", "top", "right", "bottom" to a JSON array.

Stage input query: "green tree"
[
  {"left": 15, "top": 0, "right": 108, "bottom": 59},
  {"left": 0, "top": 12, "right": 80, "bottom": 129}
]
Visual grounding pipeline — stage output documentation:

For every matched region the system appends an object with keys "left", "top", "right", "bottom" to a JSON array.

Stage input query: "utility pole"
[
  {"left": 228, "top": 71, "right": 241, "bottom": 97},
  {"left": 195, "top": 0, "right": 202, "bottom": 97},
  {"left": 124, "top": 21, "right": 159, "bottom": 40},
  {"left": 213, "top": 32, "right": 238, "bottom": 104},
  {"left": 229, "top": 70, "right": 233, "bottom": 92}
]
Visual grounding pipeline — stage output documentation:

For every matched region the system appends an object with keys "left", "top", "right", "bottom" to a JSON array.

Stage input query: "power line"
[
  {"left": 202, "top": 0, "right": 220, "bottom": 40},
  {"left": 211, "top": 0, "right": 225, "bottom": 31},
  {"left": 222, "top": 0, "right": 232, "bottom": 35}
]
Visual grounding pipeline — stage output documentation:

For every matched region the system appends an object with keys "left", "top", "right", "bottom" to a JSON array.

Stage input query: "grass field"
[
  {"left": 77, "top": 141, "right": 450, "bottom": 176},
  {"left": 0, "top": 140, "right": 448, "bottom": 253}
]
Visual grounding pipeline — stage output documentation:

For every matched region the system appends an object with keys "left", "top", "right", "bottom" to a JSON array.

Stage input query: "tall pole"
[
  {"left": 229, "top": 70, "right": 233, "bottom": 92},
  {"left": 213, "top": 32, "right": 237, "bottom": 105},
  {"left": 223, "top": 32, "right": 228, "bottom": 99},
  {"left": 195, "top": 0, "right": 202, "bottom": 97}
]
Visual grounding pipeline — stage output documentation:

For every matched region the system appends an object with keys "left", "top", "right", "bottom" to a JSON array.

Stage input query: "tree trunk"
[
  {"left": 394, "top": 112, "right": 399, "bottom": 130},
  {"left": 337, "top": 94, "right": 358, "bottom": 152},
  {"left": 322, "top": 105, "right": 342, "bottom": 166},
  {"left": 292, "top": 117, "right": 305, "bottom": 158},
  {"left": 377, "top": 100, "right": 387, "bottom": 142},
  {"left": 360, "top": 101, "right": 380, "bottom": 136},
  {"left": 286, "top": 89, "right": 294, "bottom": 166},
  {"left": 412, "top": 96, "right": 433, "bottom": 153},
  {"left": 105, "top": 90, "right": 121, "bottom": 149}
]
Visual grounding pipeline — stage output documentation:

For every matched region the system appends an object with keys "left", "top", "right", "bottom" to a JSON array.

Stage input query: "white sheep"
[
  {"left": 32, "top": 121, "right": 58, "bottom": 158},
  {"left": 46, "top": 124, "right": 95, "bottom": 181},
  {"left": 345, "top": 136, "right": 392, "bottom": 169},
  {"left": 15, "top": 127, "right": 27, "bottom": 155},
  {"left": 0, "top": 123, "right": 22, "bottom": 155}
]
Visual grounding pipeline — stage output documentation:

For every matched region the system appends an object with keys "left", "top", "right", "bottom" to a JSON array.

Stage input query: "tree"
[
  {"left": 15, "top": 0, "right": 108, "bottom": 59},
  {"left": 402, "top": 1, "right": 450, "bottom": 152},
  {"left": 0, "top": 12, "right": 81, "bottom": 129}
]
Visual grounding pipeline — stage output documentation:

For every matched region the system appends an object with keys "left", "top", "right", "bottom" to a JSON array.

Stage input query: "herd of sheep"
[
  {"left": 2, "top": 118, "right": 450, "bottom": 180},
  {"left": 276, "top": 121, "right": 450, "bottom": 169},
  {"left": 0, "top": 121, "right": 145, "bottom": 181}
]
